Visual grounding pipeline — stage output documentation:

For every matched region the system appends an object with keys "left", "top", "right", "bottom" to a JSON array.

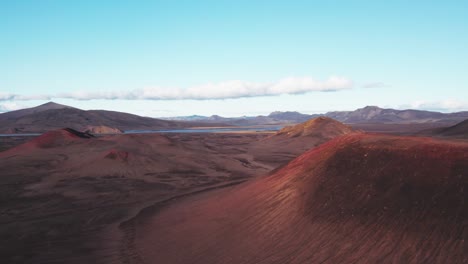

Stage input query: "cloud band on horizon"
[{"left": 1, "top": 76, "right": 354, "bottom": 101}]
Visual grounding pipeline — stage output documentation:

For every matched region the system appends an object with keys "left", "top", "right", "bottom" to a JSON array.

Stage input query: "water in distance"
[{"left": 125, "top": 126, "right": 282, "bottom": 134}]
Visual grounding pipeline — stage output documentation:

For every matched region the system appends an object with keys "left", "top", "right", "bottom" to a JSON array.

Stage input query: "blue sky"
[{"left": 1, "top": 1, "right": 468, "bottom": 116}]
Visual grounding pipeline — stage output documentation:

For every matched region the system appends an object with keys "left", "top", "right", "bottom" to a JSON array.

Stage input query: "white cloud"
[
  {"left": 0, "top": 102, "right": 27, "bottom": 112},
  {"left": 1, "top": 76, "right": 354, "bottom": 101},
  {"left": 0, "top": 93, "right": 15, "bottom": 101},
  {"left": 0, "top": 93, "right": 51, "bottom": 101},
  {"left": 405, "top": 99, "right": 468, "bottom": 112}
]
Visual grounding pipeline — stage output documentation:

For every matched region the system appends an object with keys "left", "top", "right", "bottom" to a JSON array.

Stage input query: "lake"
[{"left": 0, "top": 126, "right": 283, "bottom": 137}]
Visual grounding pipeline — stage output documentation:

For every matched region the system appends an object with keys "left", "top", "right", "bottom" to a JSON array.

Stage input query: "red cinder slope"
[
  {"left": 1, "top": 128, "right": 94, "bottom": 154},
  {"left": 131, "top": 134, "right": 468, "bottom": 264},
  {"left": 29, "top": 128, "right": 94, "bottom": 148}
]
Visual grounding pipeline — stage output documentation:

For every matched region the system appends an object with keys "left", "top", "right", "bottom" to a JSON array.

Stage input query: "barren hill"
[
  {"left": 131, "top": 133, "right": 468, "bottom": 264},
  {"left": 276, "top": 116, "right": 354, "bottom": 138},
  {"left": 0, "top": 102, "right": 74, "bottom": 119},
  {"left": 0, "top": 102, "right": 212, "bottom": 133},
  {"left": 251, "top": 117, "right": 356, "bottom": 165},
  {"left": 30, "top": 128, "right": 94, "bottom": 148},
  {"left": 2, "top": 128, "right": 94, "bottom": 152}
]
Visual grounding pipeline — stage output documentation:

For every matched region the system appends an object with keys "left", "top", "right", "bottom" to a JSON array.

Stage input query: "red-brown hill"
[
  {"left": 276, "top": 116, "right": 354, "bottom": 138},
  {"left": 30, "top": 128, "right": 94, "bottom": 148},
  {"left": 4, "top": 128, "right": 94, "bottom": 151},
  {"left": 131, "top": 133, "right": 468, "bottom": 264},
  {"left": 250, "top": 117, "right": 356, "bottom": 166}
]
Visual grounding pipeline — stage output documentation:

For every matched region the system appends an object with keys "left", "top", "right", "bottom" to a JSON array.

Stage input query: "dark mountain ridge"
[
  {"left": 0, "top": 102, "right": 209, "bottom": 133},
  {"left": 163, "top": 105, "right": 468, "bottom": 125},
  {"left": 3, "top": 103, "right": 468, "bottom": 133}
]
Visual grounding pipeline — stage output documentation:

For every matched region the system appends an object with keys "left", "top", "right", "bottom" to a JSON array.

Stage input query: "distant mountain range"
[
  {"left": 325, "top": 106, "right": 468, "bottom": 124},
  {"left": 0, "top": 102, "right": 218, "bottom": 133},
  {"left": 161, "top": 111, "right": 312, "bottom": 125},
  {"left": 2, "top": 102, "right": 468, "bottom": 134},
  {"left": 163, "top": 106, "right": 468, "bottom": 126}
]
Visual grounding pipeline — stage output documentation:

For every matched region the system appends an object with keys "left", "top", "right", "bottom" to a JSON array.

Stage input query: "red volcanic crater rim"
[
  {"left": 280, "top": 134, "right": 468, "bottom": 218},
  {"left": 30, "top": 128, "right": 94, "bottom": 148},
  {"left": 133, "top": 133, "right": 468, "bottom": 264},
  {"left": 0, "top": 128, "right": 95, "bottom": 154}
]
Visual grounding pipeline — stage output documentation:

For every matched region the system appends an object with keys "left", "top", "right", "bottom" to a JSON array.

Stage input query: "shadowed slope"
[
  {"left": 431, "top": 119, "right": 468, "bottom": 138},
  {"left": 132, "top": 134, "right": 468, "bottom": 264}
]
